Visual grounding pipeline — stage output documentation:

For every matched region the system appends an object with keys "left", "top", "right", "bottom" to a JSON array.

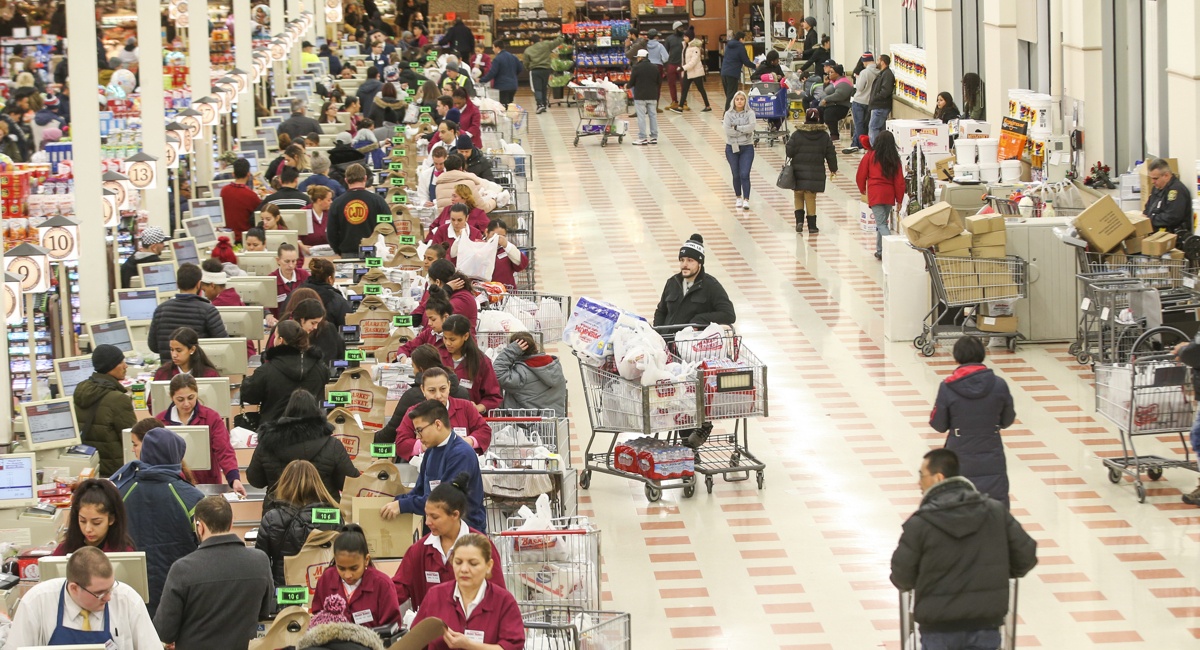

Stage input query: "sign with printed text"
[
  {"left": 391, "top": 194, "right": 407, "bottom": 204},
  {"left": 370, "top": 443, "right": 395, "bottom": 458},
  {"left": 276, "top": 586, "right": 309, "bottom": 606},
  {"left": 179, "top": 114, "right": 202, "bottom": 138},
  {"left": 392, "top": 315, "right": 412, "bottom": 327},
  {"left": 376, "top": 214, "right": 393, "bottom": 224},
  {"left": 312, "top": 508, "right": 341, "bottom": 525},
  {"left": 390, "top": 177, "right": 404, "bottom": 187},
  {"left": 364, "top": 284, "right": 382, "bottom": 295},
  {"left": 103, "top": 180, "right": 129, "bottom": 210},
  {"left": 397, "top": 235, "right": 416, "bottom": 246},
  {"left": 345, "top": 349, "right": 366, "bottom": 362},
  {"left": 392, "top": 137, "right": 404, "bottom": 145},
  {"left": 6, "top": 255, "right": 49, "bottom": 293},
  {"left": 419, "top": 106, "right": 432, "bottom": 114},
  {"left": 419, "top": 115, "right": 433, "bottom": 124},
  {"left": 39, "top": 225, "right": 78, "bottom": 262},
  {"left": 125, "top": 160, "right": 156, "bottom": 190},
  {"left": 328, "top": 391, "right": 351, "bottom": 405},
  {"left": 364, "top": 257, "right": 382, "bottom": 267},
  {"left": 409, "top": 61, "right": 420, "bottom": 68},
  {"left": 101, "top": 192, "right": 118, "bottom": 228}
]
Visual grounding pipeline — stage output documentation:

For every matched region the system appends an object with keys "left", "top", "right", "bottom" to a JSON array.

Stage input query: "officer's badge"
[{"left": 1169, "top": 190, "right": 1178, "bottom": 201}]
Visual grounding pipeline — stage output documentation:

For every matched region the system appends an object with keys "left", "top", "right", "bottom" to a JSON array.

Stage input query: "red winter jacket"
[
  {"left": 311, "top": 564, "right": 401, "bottom": 627},
  {"left": 394, "top": 397, "right": 492, "bottom": 460},
  {"left": 391, "top": 528, "right": 506, "bottom": 610},
  {"left": 452, "top": 353, "right": 503, "bottom": 412},
  {"left": 155, "top": 403, "right": 241, "bottom": 487},
  {"left": 856, "top": 150, "right": 906, "bottom": 208}
]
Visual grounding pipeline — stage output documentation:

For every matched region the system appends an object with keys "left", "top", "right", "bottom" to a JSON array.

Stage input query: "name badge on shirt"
[
  {"left": 429, "top": 480, "right": 441, "bottom": 489},
  {"left": 277, "top": 293, "right": 289, "bottom": 304},
  {"left": 352, "top": 609, "right": 374, "bottom": 625},
  {"left": 453, "top": 426, "right": 467, "bottom": 438},
  {"left": 425, "top": 571, "right": 441, "bottom": 584},
  {"left": 459, "top": 378, "right": 473, "bottom": 390},
  {"left": 497, "top": 251, "right": 508, "bottom": 259},
  {"left": 466, "top": 630, "right": 485, "bottom": 643}
]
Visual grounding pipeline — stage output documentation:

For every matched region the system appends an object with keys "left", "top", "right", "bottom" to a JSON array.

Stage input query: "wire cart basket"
[
  {"left": 479, "top": 291, "right": 571, "bottom": 345},
  {"left": 491, "top": 516, "right": 602, "bottom": 614},
  {"left": 571, "top": 87, "right": 624, "bottom": 147},
  {"left": 481, "top": 411, "right": 577, "bottom": 533},
  {"left": 912, "top": 250, "right": 1030, "bottom": 356},
  {"left": 1070, "top": 275, "right": 1154, "bottom": 366},
  {"left": 523, "top": 608, "right": 631, "bottom": 650},
  {"left": 748, "top": 83, "right": 788, "bottom": 146},
  {"left": 901, "top": 580, "right": 1018, "bottom": 650},
  {"left": 1094, "top": 327, "right": 1199, "bottom": 502}
]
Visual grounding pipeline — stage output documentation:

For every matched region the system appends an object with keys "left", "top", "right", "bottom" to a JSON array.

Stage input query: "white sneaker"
[
  {"left": 742, "top": 199, "right": 751, "bottom": 211},
  {"left": 734, "top": 197, "right": 744, "bottom": 209}
]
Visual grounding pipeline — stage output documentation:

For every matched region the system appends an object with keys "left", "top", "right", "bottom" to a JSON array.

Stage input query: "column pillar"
[
  {"left": 271, "top": 0, "right": 285, "bottom": 103},
  {"left": 922, "top": 0, "right": 954, "bottom": 116},
  {"left": 67, "top": 0, "right": 107, "bottom": 323},
  {"left": 314, "top": 0, "right": 325, "bottom": 46},
  {"left": 1165, "top": 0, "right": 1200, "bottom": 206},
  {"left": 1060, "top": 0, "right": 1108, "bottom": 170},
  {"left": 137, "top": 0, "right": 168, "bottom": 231},
  {"left": 832, "top": 0, "right": 863, "bottom": 66},
  {"left": 877, "top": 0, "right": 905, "bottom": 57},
  {"left": 235, "top": 0, "right": 255, "bottom": 139},
  {"left": 288, "top": 0, "right": 302, "bottom": 83},
  {"left": 981, "top": 0, "right": 1018, "bottom": 127},
  {"left": 188, "top": 4, "right": 214, "bottom": 183}
]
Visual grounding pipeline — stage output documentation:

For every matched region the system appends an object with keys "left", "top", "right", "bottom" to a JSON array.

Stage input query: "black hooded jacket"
[
  {"left": 255, "top": 501, "right": 342, "bottom": 587},
  {"left": 247, "top": 412, "right": 359, "bottom": 513},
  {"left": 240, "top": 345, "right": 330, "bottom": 423},
  {"left": 890, "top": 477, "right": 1037, "bottom": 631},
  {"left": 930, "top": 364, "right": 1016, "bottom": 508},
  {"left": 653, "top": 270, "right": 736, "bottom": 328},
  {"left": 786, "top": 123, "right": 838, "bottom": 193}
]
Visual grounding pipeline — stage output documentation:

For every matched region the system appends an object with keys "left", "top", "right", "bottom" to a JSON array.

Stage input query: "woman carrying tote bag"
[{"left": 784, "top": 108, "right": 838, "bottom": 234}]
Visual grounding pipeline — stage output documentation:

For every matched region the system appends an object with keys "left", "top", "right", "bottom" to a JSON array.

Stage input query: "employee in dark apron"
[
  {"left": 1144, "top": 157, "right": 1195, "bottom": 237},
  {"left": 4, "top": 546, "right": 162, "bottom": 649}
]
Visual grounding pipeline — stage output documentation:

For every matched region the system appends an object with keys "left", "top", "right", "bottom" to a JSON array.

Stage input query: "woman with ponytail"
[
  {"left": 242, "top": 320, "right": 330, "bottom": 423},
  {"left": 441, "top": 314, "right": 502, "bottom": 413}
]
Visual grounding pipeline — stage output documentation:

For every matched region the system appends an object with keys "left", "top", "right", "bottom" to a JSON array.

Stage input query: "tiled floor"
[{"left": 518, "top": 95, "right": 1200, "bottom": 647}]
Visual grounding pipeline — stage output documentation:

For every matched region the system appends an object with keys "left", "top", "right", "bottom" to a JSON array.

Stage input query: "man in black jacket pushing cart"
[{"left": 653, "top": 233, "right": 736, "bottom": 328}]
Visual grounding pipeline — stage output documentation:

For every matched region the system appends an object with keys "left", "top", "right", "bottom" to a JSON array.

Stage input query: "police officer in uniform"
[{"left": 1144, "top": 157, "right": 1194, "bottom": 237}]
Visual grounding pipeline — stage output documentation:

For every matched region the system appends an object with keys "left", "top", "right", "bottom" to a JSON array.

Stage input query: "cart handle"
[
  {"left": 484, "top": 418, "right": 552, "bottom": 423},
  {"left": 498, "top": 529, "right": 589, "bottom": 536},
  {"left": 1129, "top": 326, "right": 1191, "bottom": 363}
]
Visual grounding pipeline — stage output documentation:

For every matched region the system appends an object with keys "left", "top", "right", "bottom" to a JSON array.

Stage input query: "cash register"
[
  {"left": 0, "top": 452, "right": 69, "bottom": 548},
  {"left": 12, "top": 398, "right": 99, "bottom": 476}
]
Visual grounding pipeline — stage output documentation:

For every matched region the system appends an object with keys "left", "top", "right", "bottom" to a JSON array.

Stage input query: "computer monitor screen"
[
  {"left": 54, "top": 356, "right": 95, "bottom": 397},
  {"left": 240, "top": 138, "right": 267, "bottom": 159},
  {"left": 278, "top": 209, "right": 311, "bottom": 235},
  {"left": 187, "top": 197, "right": 226, "bottom": 229},
  {"left": 39, "top": 552, "right": 151, "bottom": 603},
  {"left": 216, "top": 306, "right": 265, "bottom": 340},
  {"left": 114, "top": 288, "right": 160, "bottom": 324},
  {"left": 21, "top": 398, "right": 81, "bottom": 451},
  {"left": 0, "top": 453, "right": 37, "bottom": 509},
  {"left": 273, "top": 106, "right": 291, "bottom": 117},
  {"left": 342, "top": 45, "right": 360, "bottom": 57},
  {"left": 138, "top": 262, "right": 177, "bottom": 294},
  {"left": 241, "top": 150, "right": 260, "bottom": 173},
  {"left": 210, "top": 178, "right": 234, "bottom": 195},
  {"left": 86, "top": 318, "right": 134, "bottom": 354},
  {"left": 290, "top": 87, "right": 311, "bottom": 104},
  {"left": 147, "top": 378, "right": 233, "bottom": 424},
  {"left": 226, "top": 276, "right": 276, "bottom": 307},
  {"left": 256, "top": 127, "right": 279, "bottom": 149},
  {"left": 265, "top": 230, "right": 298, "bottom": 252},
  {"left": 259, "top": 116, "right": 283, "bottom": 129},
  {"left": 170, "top": 238, "right": 201, "bottom": 267},
  {"left": 235, "top": 251, "right": 279, "bottom": 277},
  {"left": 198, "top": 338, "right": 250, "bottom": 375},
  {"left": 183, "top": 216, "right": 218, "bottom": 249}
]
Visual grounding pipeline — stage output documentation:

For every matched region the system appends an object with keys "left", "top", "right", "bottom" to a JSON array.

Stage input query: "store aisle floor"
[{"left": 519, "top": 95, "right": 1200, "bottom": 648}]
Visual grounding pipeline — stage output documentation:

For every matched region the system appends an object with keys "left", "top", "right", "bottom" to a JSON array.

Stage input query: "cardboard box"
[
  {"left": 1137, "top": 158, "right": 1180, "bottom": 210},
  {"left": 352, "top": 497, "right": 419, "bottom": 558},
  {"left": 902, "top": 202, "right": 964, "bottom": 248},
  {"left": 936, "top": 232, "right": 972, "bottom": 253},
  {"left": 971, "top": 230, "right": 1007, "bottom": 248},
  {"left": 965, "top": 214, "right": 1005, "bottom": 234},
  {"left": 971, "top": 246, "right": 1008, "bottom": 258},
  {"left": 1142, "top": 232, "right": 1177, "bottom": 257},
  {"left": 940, "top": 247, "right": 972, "bottom": 257},
  {"left": 1169, "top": 249, "right": 1185, "bottom": 260},
  {"left": 1122, "top": 236, "right": 1143, "bottom": 255},
  {"left": 946, "top": 287, "right": 985, "bottom": 303},
  {"left": 934, "top": 155, "right": 956, "bottom": 181},
  {"left": 984, "top": 285, "right": 1021, "bottom": 301},
  {"left": 1126, "top": 213, "right": 1153, "bottom": 237},
  {"left": 977, "top": 314, "right": 1019, "bottom": 333},
  {"left": 1073, "top": 195, "right": 1136, "bottom": 253}
]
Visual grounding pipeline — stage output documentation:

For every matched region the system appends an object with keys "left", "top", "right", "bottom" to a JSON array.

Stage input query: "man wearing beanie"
[
  {"left": 120, "top": 225, "right": 168, "bottom": 288},
  {"left": 72, "top": 344, "right": 137, "bottom": 476},
  {"left": 653, "top": 234, "right": 737, "bottom": 328},
  {"left": 298, "top": 152, "right": 346, "bottom": 198}
]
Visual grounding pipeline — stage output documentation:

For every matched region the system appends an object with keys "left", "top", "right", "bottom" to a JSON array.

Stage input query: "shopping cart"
[
  {"left": 900, "top": 580, "right": 1019, "bottom": 649},
  {"left": 491, "top": 516, "right": 601, "bottom": 613},
  {"left": 489, "top": 209, "right": 534, "bottom": 249},
  {"left": 1095, "top": 327, "right": 1199, "bottom": 502},
  {"left": 1071, "top": 275, "right": 1152, "bottom": 366},
  {"left": 479, "top": 290, "right": 570, "bottom": 344},
  {"left": 571, "top": 86, "right": 624, "bottom": 147},
  {"left": 481, "top": 411, "right": 577, "bottom": 532},
  {"left": 748, "top": 82, "right": 788, "bottom": 146},
  {"left": 913, "top": 250, "right": 1029, "bottom": 356},
  {"left": 523, "top": 608, "right": 631, "bottom": 649},
  {"left": 491, "top": 152, "right": 534, "bottom": 184}
]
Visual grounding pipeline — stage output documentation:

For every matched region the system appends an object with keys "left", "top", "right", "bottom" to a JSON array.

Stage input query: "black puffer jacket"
[
  {"left": 653, "top": 271, "right": 736, "bottom": 328},
  {"left": 930, "top": 364, "right": 1016, "bottom": 508},
  {"left": 786, "top": 123, "right": 838, "bottom": 193},
  {"left": 367, "top": 94, "right": 406, "bottom": 125},
  {"left": 255, "top": 501, "right": 342, "bottom": 587},
  {"left": 147, "top": 293, "right": 228, "bottom": 360},
  {"left": 890, "top": 477, "right": 1037, "bottom": 631},
  {"left": 463, "top": 148, "right": 494, "bottom": 182},
  {"left": 241, "top": 345, "right": 330, "bottom": 423},
  {"left": 247, "top": 413, "right": 359, "bottom": 513},
  {"left": 299, "top": 278, "right": 352, "bottom": 327}
]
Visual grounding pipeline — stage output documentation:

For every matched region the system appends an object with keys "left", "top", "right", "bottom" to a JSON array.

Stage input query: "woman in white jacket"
[{"left": 678, "top": 35, "right": 711, "bottom": 112}]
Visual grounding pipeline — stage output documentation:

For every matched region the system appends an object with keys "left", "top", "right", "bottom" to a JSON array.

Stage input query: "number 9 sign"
[{"left": 5, "top": 251, "right": 50, "bottom": 293}]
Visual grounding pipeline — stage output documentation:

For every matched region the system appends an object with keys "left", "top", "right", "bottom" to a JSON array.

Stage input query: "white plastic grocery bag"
[{"left": 457, "top": 236, "right": 499, "bottom": 280}]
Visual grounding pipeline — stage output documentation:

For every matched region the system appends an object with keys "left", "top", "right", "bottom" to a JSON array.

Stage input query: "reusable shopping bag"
[
  {"left": 339, "top": 459, "right": 409, "bottom": 519},
  {"left": 283, "top": 529, "right": 340, "bottom": 595},
  {"left": 326, "top": 367, "right": 389, "bottom": 429}
]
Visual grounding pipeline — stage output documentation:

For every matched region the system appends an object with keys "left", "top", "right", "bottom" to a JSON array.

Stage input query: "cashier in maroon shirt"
[
  {"left": 301, "top": 185, "right": 332, "bottom": 250},
  {"left": 220, "top": 158, "right": 261, "bottom": 242},
  {"left": 412, "top": 534, "right": 524, "bottom": 650},
  {"left": 51, "top": 479, "right": 137, "bottom": 556}
]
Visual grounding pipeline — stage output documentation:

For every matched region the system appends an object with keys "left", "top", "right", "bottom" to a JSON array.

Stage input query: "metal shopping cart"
[
  {"left": 478, "top": 290, "right": 571, "bottom": 344},
  {"left": 913, "top": 250, "right": 1029, "bottom": 356},
  {"left": 901, "top": 580, "right": 1019, "bottom": 649},
  {"left": 1071, "top": 275, "right": 1152, "bottom": 366},
  {"left": 748, "top": 82, "right": 788, "bottom": 146},
  {"left": 481, "top": 410, "right": 577, "bottom": 532},
  {"left": 523, "top": 608, "right": 631, "bottom": 649},
  {"left": 1094, "top": 327, "right": 1199, "bottom": 502},
  {"left": 571, "top": 86, "right": 624, "bottom": 147},
  {"left": 491, "top": 516, "right": 602, "bottom": 613}
]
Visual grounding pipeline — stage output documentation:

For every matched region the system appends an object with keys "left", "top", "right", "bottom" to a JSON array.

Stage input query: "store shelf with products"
[
  {"left": 633, "top": 6, "right": 688, "bottom": 34},
  {"left": 209, "top": 28, "right": 234, "bottom": 70},
  {"left": 567, "top": 21, "right": 631, "bottom": 84},
  {"left": 495, "top": 18, "right": 564, "bottom": 53},
  {"left": 890, "top": 43, "right": 931, "bottom": 113},
  {"left": 427, "top": 15, "right": 494, "bottom": 51}
]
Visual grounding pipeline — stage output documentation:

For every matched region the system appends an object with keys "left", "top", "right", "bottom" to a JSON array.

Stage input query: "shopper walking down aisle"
[
  {"left": 654, "top": 234, "right": 736, "bottom": 327},
  {"left": 856, "top": 130, "right": 906, "bottom": 260},
  {"left": 678, "top": 34, "right": 711, "bottom": 112},
  {"left": 523, "top": 34, "right": 564, "bottom": 114},
  {"left": 664, "top": 21, "right": 686, "bottom": 111},
  {"left": 843, "top": 53, "right": 877, "bottom": 154},
  {"left": 786, "top": 108, "right": 838, "bottom": 234},
  {"left": 868, "top": 54, "right": 895, "bottom": 146},
  {"left": 721, "top": 32, "right": 754, "bottom": 111},
  {"left": 480, "top": 40, "right": 523, "bottom": 107},
  {"left": 629, "top": 49, "right": 661, "bottom": 146},
  {"left": 929, "top": 336, "right": 1016, "bottom": 509},
  {"left": 723, "top": 91, "right": 756, "bottom": 210}
]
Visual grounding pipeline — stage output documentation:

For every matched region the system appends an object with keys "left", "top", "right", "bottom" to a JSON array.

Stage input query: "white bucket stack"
[
  {"left": 976, "top": 138, "right": 999, "bottom": 163},
  {"left": 978, "top": 162, "right": 1001, "bottom": 183},
  {"left": 1000, "top": 160, "right": 1022, "bottom": 182}
]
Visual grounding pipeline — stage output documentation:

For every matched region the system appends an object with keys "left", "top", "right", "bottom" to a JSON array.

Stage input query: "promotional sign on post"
[
  {"left": 37, "top": 216, "right": 80, "bottom": 262},
  {"left": 124, "top": 152, "right": 158, "bottom": 190},
  {"left": 195, "top": 98, "right": 219, "bottom": 127},
  {"left": 164, "top": 133, "right": 181, "bottom": 169},
  {"left": 5, "top": 243, "right": 51, "bottom": 293},
  {"left": 177, "top": 109, "right": 203, "bottom": 139}
]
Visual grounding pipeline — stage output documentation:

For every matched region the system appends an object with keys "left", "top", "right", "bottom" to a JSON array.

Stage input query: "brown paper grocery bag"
[
  {"left": 328, "top": 407, "right": 370, "bottom": 467},
  {"left": 375, "top": 328, "right": 418, "bottom": 363},
  {"left": 353, "top": 496, "right": 420, "bottom": 558},
  {"left": 248, "top": 606, "right": 310, "bottom": 650},
  {"left": 350, "top": 268, "right": 404, "bottom": 295},
  {"left": 326, "top": 367, "right": 388, "bottom": 429},
  {"left": 388, "top": 618, "right": 448, "bottom": 650},
  {"left": 387, "top": 244, "right": 423, "bottom": 269},
  {"left": 346, "top": 296, "right": 398, "bottom": 351},
  {"left": 283, "top": 529, "right": 340, "bottom": 595},
  {"left": 338, "top": 459, "right": 410, "bottom": 519}
]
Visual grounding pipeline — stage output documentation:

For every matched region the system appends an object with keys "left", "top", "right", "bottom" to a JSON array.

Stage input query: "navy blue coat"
[
  {"left": 721, "top": 39, "right": 754, "bottom": 77},
  {"left": 930, "top": 365, "right": 1016, "bottom": 508},
  {"left": 121, "top": 465, "right": 204, "bottom": 617},
  {"left": 480, "top": 50, "right": 524, "bottom": 91}
]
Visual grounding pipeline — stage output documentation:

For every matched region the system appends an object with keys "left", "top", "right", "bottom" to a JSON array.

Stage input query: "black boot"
[
  {"left": 807, "top": 215, "right": 819, "bottom": 233},
  {"left": 794, "top": 210, "right": 805, "bottom": 233}
]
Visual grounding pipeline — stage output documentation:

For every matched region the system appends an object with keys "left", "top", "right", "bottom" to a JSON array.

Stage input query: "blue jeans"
[
  {"left": 869, "top": 108, "right": 890, "bottom": 147},
  {"left": 851, "top": 102, "right": 869, "bottom": 147},
  {"left": 920, "top": 628, "right": 1002, "bottom": 650},
  {"left": 635, "top": 99, "right": 658, "bottom": 140},
  {"left": 725, "top": 144, "right": 754, "bottom": 198},
  {"left": 872, "top": 204, "right": 893, "bottom": 254}
]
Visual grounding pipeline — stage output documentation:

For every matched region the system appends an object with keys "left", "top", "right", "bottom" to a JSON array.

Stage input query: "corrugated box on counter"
[
  {"left": 902, "top": 202, "right": 965, "bottom": 248},
  {"left": 1142, "top": 231, "right": 1177, "bottom": 257},
  {"left": 1073, "top": 195, "right": 1135, "bottom": 253},
  {"left": 965, "top": 214, "right": 1005, "bottom": 234}
]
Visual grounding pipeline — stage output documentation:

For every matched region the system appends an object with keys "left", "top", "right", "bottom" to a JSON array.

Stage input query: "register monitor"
[
  {"left": 210, "top": 178, "right": 235, "bottom": 195},
  {"left": 53, "top": 356, "right": 94, "bottom": 397},
  {"left": 258, "top": 116, "right": 283, "bottom": 130},
  {"left": 138, "top": 261, "right": 177, "bottom": 295},
  {"left": 278, "top": 209, "right": 311, "bottom": 235},
  {"left": 187, "top": 197, "right": 226, "bottom": 229},
  {"left": 198, "top": 337, "right": 250, "bottom": 376},
  {"left": 183, "top": 214, "right": 220, "bottom": 248},
  {"left": 241, "top": 150, "right": 261, "bottom": 173},
  {"left": 21, "top": 399, "right": 81, "bottom": 452},
  {"left": 114, "top": 288, "right": 160, "bottom": 326},
  {"left": 226, "top": 276, "right": 276, "bottom": 307},
  {"left": 85, "top": 318, "right": 135, "bottom": 356},
  {"left": 122, "top": 423, "right": 212, "bottom": 470},
  {"left": 265, "top": 229, "right": 299, "bottom": 252},
  {"left": 216, "top": 305, "right": 265, "bottom": 341},
  {"left": 39, "top": 552, "right": 150, "bottom": 603},
  {"left": 170, "top": 237, "right": 201, "bottom": 267},
  {"left": 0, "top": 453, "right": 37, "bottom": 509},
  {"left": 147, "top": 377, "right": 233, "bottom": 422},
  {"left": 256, "top": 127, "right": 279, "bottom": 149},
  {"left": 240, "top": 138, "right": 268, "bottom": 159},
  {"left": 236, "top": 251, "right": 279, "bottom": 277}
]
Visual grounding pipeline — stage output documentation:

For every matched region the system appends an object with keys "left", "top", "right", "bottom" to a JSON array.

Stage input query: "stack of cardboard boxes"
[{"left": 1073, "top": 195, "right": 1184, "bottom": 281}]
